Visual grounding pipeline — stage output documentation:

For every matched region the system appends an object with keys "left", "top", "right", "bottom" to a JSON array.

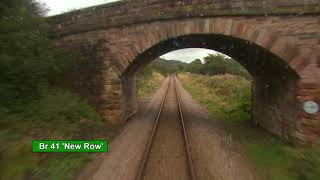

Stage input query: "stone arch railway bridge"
[{"left": 49, "top": 0, "right": 320, "bottom": 146}]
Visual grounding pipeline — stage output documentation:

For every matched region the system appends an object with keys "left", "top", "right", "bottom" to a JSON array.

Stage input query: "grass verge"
[
  {"left": 0, "top": 88, "right": 109, "bottom": 180},
  {"left": 178, "top": 72, "right": 320, "bottom": 180},
  {"left": 138, "top": 71, "right": 165, "bottom": 100}
]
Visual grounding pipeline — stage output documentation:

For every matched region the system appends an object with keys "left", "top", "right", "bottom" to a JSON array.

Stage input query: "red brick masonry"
[{"left": 49, "top": 0, "right": 320, "bottom": 146}]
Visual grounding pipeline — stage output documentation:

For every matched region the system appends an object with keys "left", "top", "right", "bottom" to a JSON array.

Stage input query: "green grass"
[
  {"left": 0, "top": 88, "right": 106, "bottom": 180},
  {"left": 179, "top": 73, "right": 320, "bottom": 180},
  {"left": 31, "top": 154, "right": 91, "bottom": 180},
  {"left": 179, "top": 73, "right": 251, "bottom": 123},
  {"left": 138, "top": 71, "right": 165, "bottom": 100}
]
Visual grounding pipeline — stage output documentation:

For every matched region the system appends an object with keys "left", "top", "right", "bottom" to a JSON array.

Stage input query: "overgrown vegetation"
[
  {"left": 138, "top": 67, "right": 165, "bottom": 100},
  {"left": 0, "top": 1, "right": 107, "bottom": 179},
  {"left": 138, "top": 71, "right": 165, "bottom": 100},
  {"left": 179, "top": 73, "right": 320, "bottom": 180},
  {"left": 179, "top": 73, "right": 251, "bottom": 122}
]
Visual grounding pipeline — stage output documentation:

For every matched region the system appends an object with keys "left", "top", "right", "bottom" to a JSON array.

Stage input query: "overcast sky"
[
  {"left": 39, "top": 0, "right": 119, "bottom": 16},
  {"left": 39, "top": 0, "right": 222, "bottom": 63},
  {"left": 160, "top": 49, "right": 220, "bottom": 63}
]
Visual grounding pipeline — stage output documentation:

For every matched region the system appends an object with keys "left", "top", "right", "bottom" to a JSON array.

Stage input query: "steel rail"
[
  {"left": 135, "top": 76, "right": 171, "bottom": 180},
  {"left": 173, "top": 75, "right": 196, "bottom": 180},
  {"left": 135, "top": 75, "right": 195, "bottom": 180}
]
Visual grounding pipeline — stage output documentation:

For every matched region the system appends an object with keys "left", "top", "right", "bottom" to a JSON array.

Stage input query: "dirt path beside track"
[{"left": 175, "top": 77, "right": 262, "bottom": 180}]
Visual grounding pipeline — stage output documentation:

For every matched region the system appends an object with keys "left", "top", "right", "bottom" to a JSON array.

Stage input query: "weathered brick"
[
  {"left": 270, "top": 38, "right": 298, "bottom": 62},
  {"left": 51, "top": 2, "right": 320, "bottom": 146}
]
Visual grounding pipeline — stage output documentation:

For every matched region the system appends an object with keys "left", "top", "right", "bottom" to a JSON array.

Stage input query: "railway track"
[{"left": 136, "top": 75, "right": 195, "bottom": 180}]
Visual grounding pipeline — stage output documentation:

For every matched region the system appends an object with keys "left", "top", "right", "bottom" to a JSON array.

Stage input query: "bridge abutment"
[
  {"left": 295, "top": 55, "right": 320, "bottom": 146},
  {"left": 252, "top": 75, "right": 298, "bottom": 142}
]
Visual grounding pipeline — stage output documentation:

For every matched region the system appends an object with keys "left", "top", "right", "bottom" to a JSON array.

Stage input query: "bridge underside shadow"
[{"left": 122, "top": 34, "right": 299, "bottom": 142}]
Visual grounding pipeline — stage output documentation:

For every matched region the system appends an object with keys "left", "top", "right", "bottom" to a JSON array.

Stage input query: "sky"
[
  {"left": 38, "top": 0, "right": 222, "bottom": 63},
  {"left": 160, "top": 48, "right": 219, "bottom": 63},
  {"left": 39, "top": 0, "right": 120, "bottom": 16}
]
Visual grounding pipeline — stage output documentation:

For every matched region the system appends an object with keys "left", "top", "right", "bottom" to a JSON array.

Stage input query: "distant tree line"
[
  {"left": 140, "top": 54, "right": 250, "bottom": 79},
  {"left": 139, "top": 58, "right": 187, "bottom": 77},
  {"left": 186, "top": 54, "right": 250, "bottom": 78}
]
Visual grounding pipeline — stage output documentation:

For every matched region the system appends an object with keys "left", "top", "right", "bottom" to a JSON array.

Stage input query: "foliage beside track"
[
  {"left": 0, "top": 1, "right": 112, "bottom": 179},
  {"left": 179, "top": 73, "right": 320, "bottom": 180},
  {"left": 179, "top": 73, "right": 251, "bottom": 122},
  {"left": 138, "top": 71, "right": 165, "bottom": 100}
]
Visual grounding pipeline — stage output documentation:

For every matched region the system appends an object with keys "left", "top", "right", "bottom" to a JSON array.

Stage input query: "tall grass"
[
  {"left": 138, "top": 71, "right": 165, "bottom": 100},
  {"left": 179, "top": 73, "right": 251, "bottom": 123}
]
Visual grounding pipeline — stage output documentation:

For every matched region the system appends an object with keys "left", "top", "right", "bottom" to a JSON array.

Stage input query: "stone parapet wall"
[{"left": 48, "top": 0, "right": 319, "bottom": 37}]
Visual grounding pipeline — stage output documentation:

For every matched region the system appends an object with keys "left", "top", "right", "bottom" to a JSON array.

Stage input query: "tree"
[
  {"left": 0, "top": 0, "right": 75, "bottom": 106},
  {"left": 139, "top": 58, "right": 188, "bottom": 77},
  {"left": 185, "top": 54, "right": 250, "bottom": 78},
  {"left": 185, "top": 59, "right": 203, "bottom": 74},
  {"left": 202, "top": 54, "right": 228, "bottom": 75}
]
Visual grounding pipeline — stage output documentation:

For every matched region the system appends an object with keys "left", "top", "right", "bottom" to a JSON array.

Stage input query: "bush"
[
  {"left": 179, "top": 73, "right": 252, "bottom": 122},
  {"left": 27, "top": 89, "right": 101, "bottom": 123}
]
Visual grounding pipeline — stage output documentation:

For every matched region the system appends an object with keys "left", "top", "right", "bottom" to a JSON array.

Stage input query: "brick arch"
[
  {"left": 112, "top": 18, "right": 319, "bottom": 145},
  {"left": 51, "top": 3, "right": 320, "bottom": 145},
  {"left": 105, "top": 18, "right": 312, "bottom": 79},
  {"left": 120, "top": 31, "right": 299, "bottom": 140}
]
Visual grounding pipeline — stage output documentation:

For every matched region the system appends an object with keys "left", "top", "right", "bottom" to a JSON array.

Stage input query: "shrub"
[{"left": 179, "top": 73, "right": 252, "bottom": 122}]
